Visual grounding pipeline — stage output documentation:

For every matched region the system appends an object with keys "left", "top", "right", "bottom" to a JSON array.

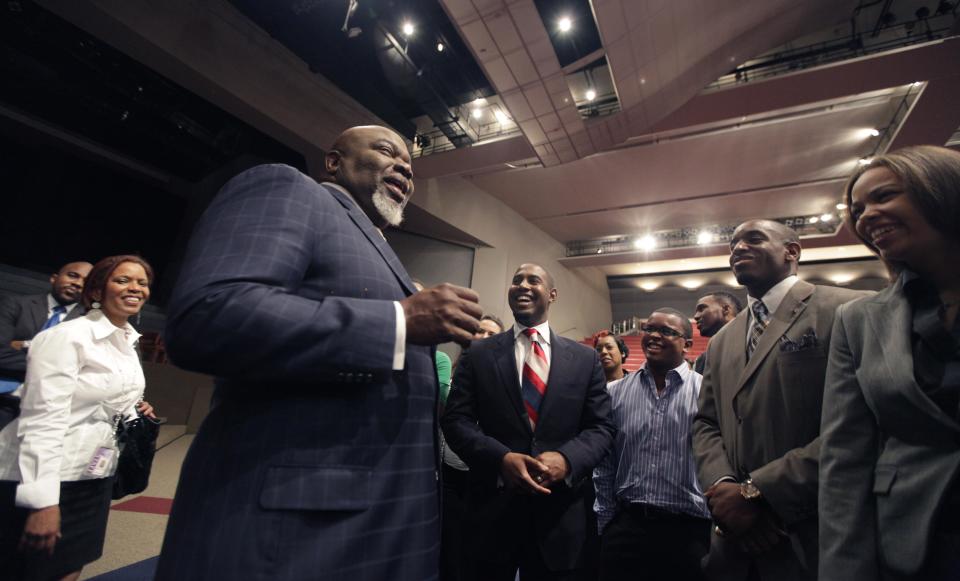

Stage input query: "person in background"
[
  {"left": 443, "top": 263, "right": 614, "bottom": 581},
  {"left": 691, "top": 292, "right": 742, "bottom": 374},
  {"left": 0, "top": 261, "right": 93, "bottom": 428},
  {"left": 476, "top": 314, "right": 505, "bottom": 339},
  {"left": 593, "top": 331, "right": 629, "bottom": 383},
  {"left": 693, "top": 219, "right": 870, "bottom": 581},
  {"left": 594, "top": 308, "right": 710, "bottom": 581},
  {"left": 0, "top": 255, "right": 156, "bottom": 581},
  {"left": 820, "top": 145, "right": 960, "bottom": 581}
]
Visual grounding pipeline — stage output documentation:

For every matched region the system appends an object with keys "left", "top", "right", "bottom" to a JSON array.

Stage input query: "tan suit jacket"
[{"left": 693, "top": 279, "right": 872, "bottom": 581}]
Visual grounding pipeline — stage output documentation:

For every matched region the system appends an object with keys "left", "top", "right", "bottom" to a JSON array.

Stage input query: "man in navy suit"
[
  {"left": 156, "top": 125, "right": 483, "bottom": 581},
  {"left": 442, "top": 263, "right": 615, "bottom": 581},
  {"left": 0, "top": 261, "right": 91, "bottom": 426}
]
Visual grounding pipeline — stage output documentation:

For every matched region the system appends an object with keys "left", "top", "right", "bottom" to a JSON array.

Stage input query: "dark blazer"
[
  {"left": 0, "top": 293, "right": 83, "bottom": 382},
  {"left": 693, "top": 280, "right": 871, "bottom": 581},
  {"left": 155, "top": 165, "right": 440, "bottom": 581},
  {"left": 820, "top": 275, "right": 960, "bottom": 580},
  {"left": 442, "top": 328, "right": 614, "bottom": 571}
]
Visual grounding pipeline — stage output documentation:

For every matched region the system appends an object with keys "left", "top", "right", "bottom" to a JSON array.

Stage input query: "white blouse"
[{"left": 0, "top": 309, "right": 144, "bottom": 509}]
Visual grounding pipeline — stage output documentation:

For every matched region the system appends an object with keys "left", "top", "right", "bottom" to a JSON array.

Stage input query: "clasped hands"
[
  {"left": 501, "top": 451, "right": 569, "bottom": 495},
  {"left": 704, "top": 481, "right": 787, "bottom": 556},
  {"left": 401, "top": 283, "right": 483, "bottom": 347}
]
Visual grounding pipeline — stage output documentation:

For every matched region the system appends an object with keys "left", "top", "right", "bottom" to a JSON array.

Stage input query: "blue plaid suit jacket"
[{"left": 156, "top": 165, "right": 440, "bottom": 581}]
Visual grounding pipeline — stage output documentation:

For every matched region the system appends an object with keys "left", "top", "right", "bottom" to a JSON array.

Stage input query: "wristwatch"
[{"left": 740, "top": 477, "right": 762, "bottom": 501}]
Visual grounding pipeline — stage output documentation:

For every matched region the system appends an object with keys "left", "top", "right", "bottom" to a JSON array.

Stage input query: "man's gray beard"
[{"left": 372, "top": 191, "right": 405, "bottom": 227}]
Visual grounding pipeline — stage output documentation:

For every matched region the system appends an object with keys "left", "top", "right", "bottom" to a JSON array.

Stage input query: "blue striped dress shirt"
[{"left": 593, "top": 360, "right": 710, "bottom": 532}]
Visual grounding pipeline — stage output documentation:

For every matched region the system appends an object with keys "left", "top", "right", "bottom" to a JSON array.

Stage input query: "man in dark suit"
[
  {"left": 0, "top": 261, "right": 91, "bottom": 425},
  {"left": 692, "top": 220, "right": 870, "bottom": 581},
  {"left": 155, "top": 125, "right": 483, "bottom": 581},
  {"left": 692, "top": 291, "right": 742, "bottom": 374},
  {"left": 443, "top": 263, "right": 615, "bottom": 581}
]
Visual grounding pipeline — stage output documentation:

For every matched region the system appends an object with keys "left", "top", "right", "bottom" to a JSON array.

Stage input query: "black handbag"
[{"left": 112, "top": 412, "right": 161, "bottom": 500}]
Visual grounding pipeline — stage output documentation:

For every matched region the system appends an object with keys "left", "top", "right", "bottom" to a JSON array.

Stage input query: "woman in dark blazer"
[{"left": 819, "top": 146, "right": 960, "bottom": 580}]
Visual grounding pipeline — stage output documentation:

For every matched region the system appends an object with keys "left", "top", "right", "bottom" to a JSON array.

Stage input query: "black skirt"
[{"left": 0, "top": 477, "right": 113, "bottom": 580}]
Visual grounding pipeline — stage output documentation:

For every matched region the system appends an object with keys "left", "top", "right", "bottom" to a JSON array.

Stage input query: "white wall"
[{"left": 414, "top": 175, "right": 611, "bottom": 341}]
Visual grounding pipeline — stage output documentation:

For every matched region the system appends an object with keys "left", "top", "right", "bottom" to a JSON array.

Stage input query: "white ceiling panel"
[
  {"left": 459, "top": 20, "right": 499, "bottom": 63},
  {"left": 502, "top": 89, "right": 535, "bottom": 121},
  {"left": 522, "top": 82, "right": 553, "bottom": 116},
  {"left": 519, "top": 119, "right": 548, "bottom": 145},
  {"left": 484, "top": 57, "right": 519, "bottom": 91},
  {"left": 504, "top": 49, "right": 540, "bottom": 86},
  {"left": 486, "top": 10, "right": 524, "bottom": 54}
]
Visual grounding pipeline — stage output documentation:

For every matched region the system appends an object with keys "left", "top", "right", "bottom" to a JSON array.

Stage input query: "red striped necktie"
[{"left": 521, "top": 328, "right": 549, "bottom": 428}]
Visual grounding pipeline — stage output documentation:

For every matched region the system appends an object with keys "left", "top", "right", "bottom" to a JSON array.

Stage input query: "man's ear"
[
  {"left": 324, "top": 149, "right": 342, "bottom": 177},
  {"left": 683, "top": 338, "right": 693, "bottom": 353},
  {"left": 49, "top": 273, "right": 57, "bottom": 285},
  {"left": 549, "top": 288, "right": 558, "bottom": 303},
  {"left": 784, "top": 241, "right": 801, "bottom": 264}
]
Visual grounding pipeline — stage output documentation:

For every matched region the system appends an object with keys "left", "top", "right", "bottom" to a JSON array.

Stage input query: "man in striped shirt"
[{"left": 594, "top": 307, "right": 711, "bottom": 581}]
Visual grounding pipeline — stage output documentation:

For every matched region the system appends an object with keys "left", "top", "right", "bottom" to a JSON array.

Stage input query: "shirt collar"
[
  {"left": 87, "top": 309, "right": 141, "bottom": 346},
  {"left": 514, "top": 321, "right": 551, "bottom": 346},
  {"left": 747, "top": 275, "right": 799, "bottom": 315},
  {"left": 639, "top": 359, "right": 690, "bottom": 383},
  {"left": 47, "top": 294, "right": 78, "bottom": 314}
]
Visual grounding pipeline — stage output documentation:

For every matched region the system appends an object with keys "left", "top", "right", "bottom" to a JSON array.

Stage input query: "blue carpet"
[{"left": 87, "top": 556, "right": 158, "bottom": 580}]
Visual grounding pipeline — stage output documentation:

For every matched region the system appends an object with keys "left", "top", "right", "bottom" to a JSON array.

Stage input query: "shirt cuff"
[
  {"left": 16, "top": 478, "right": 60, "bottom": 509},
  {"left": 714, "top": 475, "right": 738, "bottom": 485},
  {"left": 392, "top": 301, "right": 406, "bottom": 371}
]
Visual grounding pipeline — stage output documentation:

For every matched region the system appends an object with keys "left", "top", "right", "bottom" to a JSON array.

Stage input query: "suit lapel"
[
  {"left": 736, "top": 280, "right": 814, "bottom": 392},
  {"left": 494, "top": 329, "right": 532, "bottom": 434},
  {"left": 323, "top": 184, "right": 416, "bottom": 296},
  {"left": 537, "top": 331, "right": 571, "bottom": 429},
  {"left": 865, "top": 282, "right": 960, "bottom": 432},
  {"left": 28, "top": 295, "right": 47, "bottom": 330}
]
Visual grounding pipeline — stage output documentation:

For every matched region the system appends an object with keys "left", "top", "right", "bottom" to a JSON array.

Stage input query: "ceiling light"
[
  {"left": 696, "top": 231, "right": 714, "bottom": 245},
  {"left": 836, "top": 202, "right": 848, "bottom": 210},
  {"left": 596, "top": 247, "right": 603, "bottom": 254},
  {"left": 640, "top": 281, "right": 659, "bottom": 291},
  {"left": 471, "top": 108, "right": 482, "bottom": 120},
  {"left": 912, "top": 81, "right": 922, "bottom": 87},
  {"left": 494, "top": 109, "right": 510, "bottom": 125},
  {"left": 808, "top": 216, "right": 820, "bottom": 224},
  {"left": 634, "top": 235, "right": 657, "bottom": 251},
  {"left": 820, "top": 213, "right": 835, "bottom": 222},
  {"left": 473, "top": 97, "right": 487, "bottom": 106},
  {"left": 585, "top": 89, "right": 596, "bottom": 101},
  {"left": 558, "top": 16, "right": 572, "bottom": 32},
  {"left": 726, "top": 276, "right": 741, "bottom": 288},
  {"left": 857, "top": 128, "right": 881, "bottom": 139},
  {"left": 401, "top": 21, "right": 415, "bottom": 37},
  {"left": 858, "top": 157, "right": 872, "bottom": 166},
  {"left": 436, "top": 42, "right": 444, "bottom": 52},
  {"left": 829, "top": 273, "right": 855, "bottom": 285},
  {"left": 681, "top": 280, "right": 703, "bottom": 290}
]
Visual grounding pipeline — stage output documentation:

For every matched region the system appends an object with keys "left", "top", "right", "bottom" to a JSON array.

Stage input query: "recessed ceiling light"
[
  {"left": 640, "top": 281, "right": 659, "bottom": 291},
  {"left": 473, "top": 97, "right": 487, "bottom": 106},
  {"left": 836, "top": 202, "right": 848, "bottom": 210},
  {"left": 858, "top": 157, "right": 872, "bottom": 166},
  {"left": 696, "top": 231, "right": 714, "bottom": 245},
  {"left": 820, "top": 213, "right": 834, "bottom": 222},
  {"left": 829, "top": 273, "right": 855, "bottom": 285},
  {"left": 472, "top": 108, "right": 482, "bottom": 120},
  {"left": 436, "top": 42, "right": 444, "bottom": 52},
  {"left": 681, "top": 280, "right": 703, "bottom": 290},
  {"left": 808, "top": 216, "right": 820, "bottom": 224},
  {"left": 634, "top": 235, "right": 657, "bottom": 251},
  {"left": 585, "top": 89, "right": 596, "bottom": 101},
  {"left": 857, "top": 128, "right": 881, "bottom": 139},
  {"left": 558, "top": 16, "right": 572, "bottom": 32},
  {"left": 401, "top": 21, "right": 415, "bottom": 37}
]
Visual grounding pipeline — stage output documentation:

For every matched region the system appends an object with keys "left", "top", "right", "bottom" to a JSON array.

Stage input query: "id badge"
[{"left": 85, "top": 446, "right": 118, "bottom": 477}]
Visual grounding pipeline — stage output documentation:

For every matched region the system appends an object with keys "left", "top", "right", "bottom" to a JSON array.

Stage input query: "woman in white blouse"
[{"left": 0, "top": 254, "right": 156, "bottom": 581}]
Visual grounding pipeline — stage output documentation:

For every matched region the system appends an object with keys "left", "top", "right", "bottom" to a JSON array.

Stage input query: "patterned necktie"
[
  {"left": 747, "top": 300, "right": 769, "bottom": 358},
  {"left": 41, "top": 305, "right": 67, "bottom": 331},
  {"left": 521, "top": 328, "right": 549, "bottom": 428}
]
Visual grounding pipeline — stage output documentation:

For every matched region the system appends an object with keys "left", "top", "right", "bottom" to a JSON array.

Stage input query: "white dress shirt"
[
  {"left": 45, "top": 294, "right": 80, "bottom": 320},
  {"left": 0, "top": 309, "right": 145, "bottom": 509},
  {"left": 513, "top": 321, "right": 552, "bottom": 387},
  {"left": 746, "top": 275, "right": 799, "bottom": 341}
]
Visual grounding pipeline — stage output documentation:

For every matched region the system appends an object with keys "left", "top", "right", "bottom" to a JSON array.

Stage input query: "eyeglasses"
[{"left": 640, "top": 324, "right": 685, "bottom": 339}]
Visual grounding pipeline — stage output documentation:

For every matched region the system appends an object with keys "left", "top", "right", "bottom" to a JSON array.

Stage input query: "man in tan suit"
[{"left": 692, "top": 219, "right": 870, "bottom": 581}]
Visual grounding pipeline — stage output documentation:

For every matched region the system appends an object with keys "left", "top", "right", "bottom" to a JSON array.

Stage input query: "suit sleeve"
[
  {"left": 555, "top": 351, "right": 615, "bottom": 483},
  {"left": 164, "top": 165, "right": 398, "bottom": 383},
  {"left": 441, "top": 346, "right": 511, "bottom": 476},
  {"left": 0, "top": 294, "right": 28, "bottom": 380},
  {"left": 692, "top": 338, "right": 736, "bottom": 488},
  {"left": 818, "top": 304, "right": 879, "bottom": 580}
]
